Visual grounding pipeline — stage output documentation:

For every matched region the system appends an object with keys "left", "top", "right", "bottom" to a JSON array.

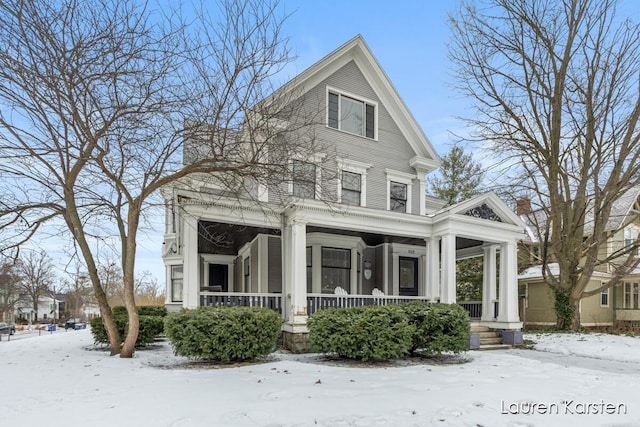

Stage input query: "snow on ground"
[{"left": 1, "top": 329, "right": 639, "bottom": 427}]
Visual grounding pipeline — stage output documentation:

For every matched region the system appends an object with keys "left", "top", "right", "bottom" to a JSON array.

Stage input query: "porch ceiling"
[
  {"left": 198, "top": 221, "right": 280, "bottom": 255},
  {"left": 197, "top": 222, "right": 485, "bottom": 255}
]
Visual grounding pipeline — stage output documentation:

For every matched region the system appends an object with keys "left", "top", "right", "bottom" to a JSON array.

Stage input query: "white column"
[
  {"left": 481, "top": 245, "right": 498, "bottom": 321},
  {"left": 312, "top": 245, "right": 322, "bottom": 293},
  {"left": 425, "top": 237, "right": 440, "bottom": 301},
  {"left": 498, "top": 240, "right": 520, "bottom": 323},
  {"left": 440, "top": 233, "right": 456, "bottom": 304},
  {"left": 282, "top": 219, "right": 308, "bottom": 326},
  {"left": 182, "top": 215, "right": 200, "bottom": 309}
]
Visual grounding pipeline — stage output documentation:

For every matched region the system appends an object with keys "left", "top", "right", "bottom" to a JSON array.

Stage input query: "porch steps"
[{"left": 471, "top": 325, "right": 511, "bottom": 350}]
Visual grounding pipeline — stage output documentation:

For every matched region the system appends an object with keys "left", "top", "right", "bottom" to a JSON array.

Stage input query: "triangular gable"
[
  {"left": 432, "top": 192, "right": 526, "bottom": 227},
  {"left": 265, "top": 35, "right": 440, "bottom": 167}
]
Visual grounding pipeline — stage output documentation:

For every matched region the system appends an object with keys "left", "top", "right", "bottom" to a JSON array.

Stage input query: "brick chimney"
[{"left": 516, "top": 197, "right": 531, "bottom": 215}]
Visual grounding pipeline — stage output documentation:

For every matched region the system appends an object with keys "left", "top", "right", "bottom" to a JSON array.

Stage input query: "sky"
[{"left": 2, "top": 329, "right": 640, "bottom": 426}]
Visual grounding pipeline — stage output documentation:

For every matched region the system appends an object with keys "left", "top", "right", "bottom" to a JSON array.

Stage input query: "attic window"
[{"left": 328, "top": 90, "right": 376, "bottom": 139}]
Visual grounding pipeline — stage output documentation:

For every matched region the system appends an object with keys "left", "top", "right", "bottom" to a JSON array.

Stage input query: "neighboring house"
[
  {"left": 14, "top": 293, "right": 61, "bottom": 323},
  {"left": 517, "top": 187, "right": 640, "bottom": 329},
  {"left": 162, "top": 35, "right": 526, "bottom": 350}
]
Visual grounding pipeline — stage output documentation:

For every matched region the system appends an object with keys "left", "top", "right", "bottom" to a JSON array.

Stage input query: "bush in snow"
[
  {"left": 164, "top": 306, "right": 281, "bottom": 362},
  {"left": 90, "top": 305, "right": 165, "bottom": 347},
  {"left": 398, "top": 301, "right": 470, "bottom": 355},
  {"left": 307, "top": 305, "right": 414, "bottom": 361}
]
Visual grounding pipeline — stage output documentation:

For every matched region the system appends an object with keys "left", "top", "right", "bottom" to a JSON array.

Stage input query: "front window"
[
  {"left": 390, "top": 181, "right": 407, "bottom": 212},
  {"left": 292, "top": 160, "right": 316, "bottom": 199},
  {"left": 341, "top": 171, "right": 362, "bottom": 205},
  {"left": 328, "top": 91, "right": 375, "bottom": 139},
  {"left": 171, "top": 265, "right": 183, "bottom": 302},
  {"left": 321, "top": 247, "right": 351, "bottom": 294}
]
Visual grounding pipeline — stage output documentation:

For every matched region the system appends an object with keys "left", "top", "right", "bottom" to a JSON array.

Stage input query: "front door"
[{"left": 399, "top": 257, "right": 418, "bottom": 296}]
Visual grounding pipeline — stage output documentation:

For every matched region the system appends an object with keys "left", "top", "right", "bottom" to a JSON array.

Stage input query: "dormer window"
[{"left": 327, "top": 89, "right": 376, "bottom": 139}]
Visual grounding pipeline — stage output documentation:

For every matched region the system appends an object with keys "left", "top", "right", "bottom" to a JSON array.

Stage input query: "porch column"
[
  {"left": 497, "top": 240, "right": 520, "bottom": 323},
  {"left": 425, "top": 237, "right": 440, "bottom": 301},
  {"left": 440, "top": 233, "right": 456, "bottom": 304},
  {"left": 182, "top": 215, "right": 199, "bottom": 309},
  {"left": 282, "top": 218, "right": 308, "bottom": 327},
  {"left": 481, "top": 244, "right": 498, "bottom": 321},
  {"left": 350, "top": 249, "right": 359, "bottom": 295}
]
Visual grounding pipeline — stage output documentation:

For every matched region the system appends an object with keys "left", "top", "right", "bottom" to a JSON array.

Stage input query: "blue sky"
[{"left": 277, "top": 0, "right": 461, "bottom": 155}]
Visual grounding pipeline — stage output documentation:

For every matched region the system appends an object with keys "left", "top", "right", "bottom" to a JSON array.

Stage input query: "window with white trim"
[
  {"left": 328, "top": 90, "right": 376, "bottom": 139},
  {"left": 600, "top": 286, "right": 609, "bottom": 307},
  {"left": 341, "top": 171, "right": 361, "bottom": 206},
  {"left": 337, "top": 159, "right": 371, "bottom": 207},
  {"left": 292, "top": 160, "right": 316, "bottom": 199},
  {"left": 624, "top": 227, "right": 640, "bottom": 257},
  {"left": 171, "top": 265, "right": 183, "bottom": 302},
  {"left": 390, "top": 181, "right": 407, "bottom": 212},
  {"left": 321, "top": 247, "right": 351, "bottom": 294}
]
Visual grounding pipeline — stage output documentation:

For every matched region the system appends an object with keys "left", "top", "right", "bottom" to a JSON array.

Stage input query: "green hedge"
[
  {"left": 398, "top": 301, "right": 470, "bottom": 355},
  {"left": 164, "top": 306, "right": 282, "bottom": 363},
  {"left": 90, "top": 305, "right": 166, "bottom": 347},
  {"left": 307, "top": 302, "right": 470, "bottom": 360},
  {"left": 308, "top": 305, "right": 414, "bottom": 361}
]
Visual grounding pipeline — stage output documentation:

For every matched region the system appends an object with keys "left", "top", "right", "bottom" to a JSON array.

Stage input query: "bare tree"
[
  {"left": 61, "top": 265, "right": 93, "bottom": 319},
  {"left": 0, "top": 0, "right": 323, "bottom": 356},
  {"left": 449, "top": 0, "right": 640, "bottom": 328},
  {"left": 0, "top": 257, "right": 21, "bottom": 321},
  {"left": 17, "top": 251, "right": 56, "bottom": 322}
]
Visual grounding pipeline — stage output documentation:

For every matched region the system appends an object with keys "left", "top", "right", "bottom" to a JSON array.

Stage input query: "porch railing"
[
  {"left": 200, "top": 292, "right": 283, "bottom": 314},
  {"left": 307, "top": 294, "right": 431, "bottom": 316},
  {"left": 198, "top": 292, "right": 498, "bottom": 320}
]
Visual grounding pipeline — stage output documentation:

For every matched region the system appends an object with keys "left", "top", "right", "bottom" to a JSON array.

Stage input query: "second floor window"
[
  {"left": 328, "top": 91, "right": 376, "bottom": 139},
  {"left": 341, "top": 171, "right": 362, "bottom": 205},
  {"left": 293, "top": 160, "right": 316, "bottom": 199},
  {"left": 390, "top": 181, "right": 407, "bottom": 212}
]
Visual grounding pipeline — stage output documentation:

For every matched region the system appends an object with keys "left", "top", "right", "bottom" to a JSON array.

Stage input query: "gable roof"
[
  {"left": 430, "top": 191, "right": 526, "bottom": 228},
  {"left": 520, "top": 186, "right": 640, "bottom": 243},
  {"left": 266, "top": 35, "right": 441, "bottom": 169}
]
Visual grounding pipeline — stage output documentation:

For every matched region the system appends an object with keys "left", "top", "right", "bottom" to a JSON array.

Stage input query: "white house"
[{"left": 162, "top": 35, "right": 526, "bottom": 350}]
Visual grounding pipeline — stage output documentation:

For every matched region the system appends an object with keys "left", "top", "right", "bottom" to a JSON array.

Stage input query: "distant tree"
[
  {"left": 427, "top": 144, "right": 484, "bottom": 206},
  {"left": 0, "top": 257, "right": 20, "bottom": 321},
  {"left": 449, "top": 0, "right": 640, "bottom": 329},
  {"left": 61, "top": 265, "right": 93, "bottom": 319},
  {"left": 17, "top": 251, "right": 56, "bottom": 322},
  {"left": 428, "top": 145, "right": 486, "bottom": 301}
]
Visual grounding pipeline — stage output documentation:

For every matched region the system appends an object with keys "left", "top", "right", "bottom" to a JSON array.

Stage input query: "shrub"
[
  {"left": 308, "top": 305, "right": 414, "bottom": 361},
  {"left": 164, "top": 306, "right": 282, "bottom": 363},
  {"left": 399, "top": 301, "right": 470, "bottom": 355},
  {"left": 90, "top": 306, "right": 166, "bottom": 347}
]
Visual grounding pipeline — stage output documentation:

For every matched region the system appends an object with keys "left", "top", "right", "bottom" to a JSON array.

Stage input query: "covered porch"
[{"left": 167, "top": 193, "right": 524, "bottom": 344}]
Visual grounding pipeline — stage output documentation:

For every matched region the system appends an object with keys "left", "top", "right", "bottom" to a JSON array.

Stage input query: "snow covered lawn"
[{"left": 1, "top": 329, "right": 639, "bottom": 426}]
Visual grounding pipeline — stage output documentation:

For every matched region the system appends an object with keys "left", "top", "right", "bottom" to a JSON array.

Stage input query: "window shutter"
[
  {"left": 365, "top": 104, "right": 375, "bottom": 138},
  {"left": 328, "top": 92, "right": 339, "bottom": 129}
]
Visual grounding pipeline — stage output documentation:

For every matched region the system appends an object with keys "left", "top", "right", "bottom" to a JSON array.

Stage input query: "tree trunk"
[{"left": 119, "top": 209, "right": 141, "bottom": 358}]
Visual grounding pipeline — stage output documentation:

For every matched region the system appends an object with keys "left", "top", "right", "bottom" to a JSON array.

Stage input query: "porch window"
[
  {"left": 292, "top": 160, "right": 316, "bottom": 199},
  {"left": 321, "top": 247, "right": 351, "bottom": 294},
  {"left": 623, "top": 282, "right": 639, "bottom": 309},
  {"left": 600, "top": 287, "right": 609, "bottom": 307},
  {"left": 327, "top": 90, "right": 376, "bottom": 139},
  {"left": 390, "top": 181, "right": 407, "bottom": 212},
  {"left": 171, "top": 265, "right": 183, "bottom": 302},
  {"left": 341, "top": 171, "right": 362, "bottom": 205}
]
